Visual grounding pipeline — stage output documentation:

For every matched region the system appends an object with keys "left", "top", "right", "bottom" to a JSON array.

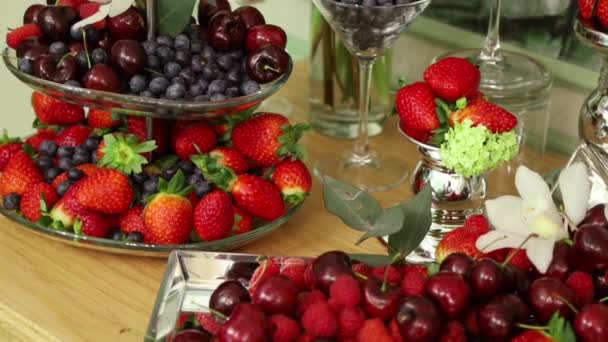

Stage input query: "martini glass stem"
[
  {"left": 353, "top": 57, "right": 376, "bottom": 160},
  {"left": 479, "top": 0, "right": 503, "bottom": 62}
]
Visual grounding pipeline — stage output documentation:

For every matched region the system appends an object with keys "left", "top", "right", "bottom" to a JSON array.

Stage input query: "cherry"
[
  {"left": 468, "top": 258, "right": 505, "bottom": 300},
  {"left": 34, "top": 55, "right": 80, "bottom": 83},
  {"left": 36, "top": 6, "right": 78, "bottom": 41},
  {"left": 574, "top": 225, "right": 608, "bottom": 271},
  {"left": 477, "top": 299, "right": 514, "bottom": 339},
  {"left": 424, "top": 271, "right": 471, "bottom": 319},
  {"left": 246, "top": 44, "right": 290, "bottom": 84},
  {"left": 503, "top": 265, "right": 530, "bottom": 296},
  {"left": 498, "top": 294, "right": 530, "bottom": 321},
  {"left": 529, "top": 277, "right": 577, "bottom": 323},
  {"left": 574, "top": 304, "right": 608, "bottom": 342},
  {"left": 396, "top": 296, "right": 443, "bottom": 342},
  {"left": 107, "top": 7, "right": 146, "bottom": 41},
  {"left": 218, "top": 303, "right": 268, "bottom": 342},
  {"left": 209, "top": 280, "right": 250, "bottom": 317},
  {"left": 595, "top": 269, "right": 608, "bottom": 298},
  {"left": 110, "top": 39, "right": 146, "bottom": 77},
  {"left": 234, "top": 6, "right": 266, "bottom": 31},
  {"left": 252, "top": 275, "right": 298, "bottom": 315},
  {"left": 361, "top": 278, "right": 402, "bottom": 321},
  {"left": 68, "top": 42, "right": 84, "bottom": 54},
  {"left": 83, "top": 64, "right": 121, "bottom": 92},
  {"left": 16, "top": 38, "right": 49, "bottom": 60},
  {"left": 198, "top": 0, "right": 232, "bottom": 27},
  {"left": 312, "top": 251, "right": 353, "bottom": 293},
  {"left": 208, "top": 11, "right": 246, "bottom": 51},
  {"left": 225, "top": 262, "right": 259, "bottom": 285},
  {"left": 546, "top": 241, "right": 571, "bottom": 280},
  {"left": 439, "top": 253, "right": 474, "bottom": 278},
  {"left": 24, "top": 4, "right": 45, "bottom": 25},
  {"left": 579, "top": 204, "right": 608, "bottom": 230},
  {"left": 245, "top": 24, "right": 287, "bottom": 52},
  {"left": 97, "top": 33, "right": 113, "bottom": 51},
  {"left": 173, "top": 329, "right": 210, "bottom": 342}
]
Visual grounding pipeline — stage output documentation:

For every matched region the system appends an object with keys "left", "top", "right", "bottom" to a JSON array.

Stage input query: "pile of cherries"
[
  {"left": 11, "top": 0, "right": 290, "bottom": 102},
  {"left": 171, "top": 204, "right": 608, "bottom": 342}
]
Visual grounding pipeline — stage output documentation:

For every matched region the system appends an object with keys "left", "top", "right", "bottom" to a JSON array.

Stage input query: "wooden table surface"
[{"left": 0, "top": 62, "right": 569, "bottom": 341}]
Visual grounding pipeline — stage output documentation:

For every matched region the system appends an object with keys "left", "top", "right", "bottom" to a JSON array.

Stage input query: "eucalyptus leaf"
[
  {"left": 388, "top": 185, "right": 433, "bottom": 255},
  {"left": 156, "top": 0, "right": 197, "bottom": 37},
  {"left": 323, "top": 176, "right": 383, "bottom": 231},
  {"left": 349, "top": 254, "right": 393, "bottom": 267},
  {"left": 355, "top": 205, "right": 405, "bottom": 245}
]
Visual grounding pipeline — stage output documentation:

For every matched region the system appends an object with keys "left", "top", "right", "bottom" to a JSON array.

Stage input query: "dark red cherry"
[
  {"left": 574, "top": 304, "right": 608, "bottom": 342},
  {"left": 24, "top": 4, "right": 45, "bottom": 25},
  {"left": 83, "top": 64, "right": 121, "bottom": 92},
  {"left": 439, "top": 253, "right": 474, "bottom": 278},
  {"left": 225, "top": 262, "right": 259, "bottom": 286},
  {"left": 424, "top": 271, "right": 471, "bottom": 319},
  {"left": 36, "top": 6, "right": 78, "bottom": 41},
  {"left": 503, "top": 265, "right": 530, "bottom": 296},
  {"left": 208, "top": 11, "right": 246, "bottom": 51},
  {"left": 312, "top": 251, "right": 353, "bottom": 293},
  {"left": 107, "top": 7, "right": 146, "bottom": 41},
  {"left": 16, "top": 37, "right": 49, "bottom": 60},
  {"left": 546, "top": 241, "right": 571, "bottom": 280},
  {"left": 361, "top": 278, "right": 402, "bottom": 321},
  {"left": 252, "top": 275, "right": 298, "bottom": 316},
  {"left": 198, "top": 0, "right": 232, "bottom": 26},
  {"left": 246, "top": 44, "right": 290, "bottom": 84},
  {"left": 477, "top": 300, "right": 514, "bottom": 339},
  {"left": 34, "top": 55, "right": 80, "bottom": 83},
  {"left": 110, "top": 39, "right": 146, "bottom": 77},
  {"left": 396, "top": 296, "right": 443, "bottom": 342},
  {"left": 574, "top": 225, "right": 608, "bottom": 271},
  {"left": 529, "top": 277, "right": 577, "bottom": 323},
  {"left": 468, "top": 258, "right": 506, "bottom": 300},
  {"left": 218, "top": 303, "right": 267, "bottom": 342},
  {"left": 245, "top": 24, "right": 287, "bottom": 52},
  {"left": 209, "top": 280, "right": 251, "bottom": 317},
  {"left": 234, "top": 6, "right": 266, "bottom": 31},
  {"left": 579, "top": 204, "right": 608, "bottom": 230}
]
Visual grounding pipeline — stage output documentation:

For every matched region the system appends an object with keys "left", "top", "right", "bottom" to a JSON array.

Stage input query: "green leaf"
[
  {"left": 154, "top": 154, "right": 179, "bottom": 171},
  {"left": 37, "top": 216, "right": 53, "bottom": 227},
  {"left": 156, "top": 0, "right": 197, "bottom": 37},
  {"left": 355, "top": 205, "right": 405, "bottom": 245},
  {"left": 455, "top": 97, "right": 468, "bottom": 110},
  {"left": 349, "top": 254, "right": 393, "bottom": 267},
  {"left": 547, "top": 312, "right": 576, "bottom": 342},
  {"left": 387, "top": 185, "right": 433, "bottom": 255},
  {"left": 323, "top": 177, "right": 383, "bottom": 232},
  {"left": 427, "top": 263, "right": 440, "bottom": 276},
  {"left": 73, "top": 218, "right": 83, "bottom": 235}
]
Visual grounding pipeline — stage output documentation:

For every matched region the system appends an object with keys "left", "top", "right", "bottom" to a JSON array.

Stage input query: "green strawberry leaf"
[
  {"left": 39, "top": 195, "right": 48, "bottom": 214},
  {"left": 277, "top": 123, "right": 310, "bottom": 160},
  {"left": 397, "top": 76, "right": 408, "bottom": 88},
  {"left": 387, "top": 185, "right": 433, "bottom": 255},
  {"left": 430, "top": 127, "right": 448, "bottom": 146},
  {"left": 22, "top": 144, "right": 38, "bottom": 159},
  {"left": 388, "top": 106, "right": 398, "bottom": 117},
  {"left": 355, "top": 205, "right": 405, "bottom": 245},
  {"left": 0, "top": 129, "right": 21, "bottom": 144},
  {"left": 323, "top": 176, "right": 383, "bottom": 232},
  {"left": 98, "top": 134, "right": 157, "bottom": 175},
  {"left": 154, "top": 154, "right": 179, "bottom": 172},
  {"left": 435, "top": 98, "right": 451, "bottom": 125},
  {"left": 156, "top": 0, "right": 197, "bottom": 37},
  {"left": 37, "top": 215, "right": 53, "bottom": 227},
  {"left": 73, "top": 218, "right": 83, "bottom": 235},
  {"left": 191, "top": 154, "right": 237, "bottom": 191},
  {"left": 547, "top": 313, "right": 576, "bottom": 342},
  {"left": 455, "top": 97, "right": 468, "bottom": 110}
]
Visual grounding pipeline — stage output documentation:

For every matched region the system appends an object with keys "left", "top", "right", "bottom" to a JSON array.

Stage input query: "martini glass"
[{"left": 312, "top": 0, "right": 431, "bottom": 192}]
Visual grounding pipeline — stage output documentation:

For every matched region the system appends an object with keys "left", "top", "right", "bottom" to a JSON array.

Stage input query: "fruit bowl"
[
  {"left": 0, "top": 204, "right": 300, "bottom": 257},
  {"left": 3, "top": 47, "right": 293, "bottom": 120}
]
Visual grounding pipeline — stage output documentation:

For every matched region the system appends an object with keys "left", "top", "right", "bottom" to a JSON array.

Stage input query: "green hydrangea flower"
[{"left": 440, "top": 120, "right": 519, "bottom": 177}]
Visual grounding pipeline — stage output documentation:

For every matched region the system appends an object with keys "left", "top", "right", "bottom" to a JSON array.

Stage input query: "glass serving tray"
[
  {"left": 3, "top": 48, "right": 293, "bottom": 120},
  {"left": 0, "top": 205, "right": 301, "bottom": 257}
]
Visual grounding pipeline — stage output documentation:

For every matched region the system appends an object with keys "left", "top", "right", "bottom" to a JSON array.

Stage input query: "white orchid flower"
[
  {"left": 71, "top": 0, "right": 134, "bottom": 33},
  {"left": 476, "top": 162, "right": 590, "bottom": 274}
]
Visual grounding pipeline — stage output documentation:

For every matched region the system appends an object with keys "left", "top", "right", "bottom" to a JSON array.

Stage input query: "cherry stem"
[
  {"left": 553, "top": 292, "right": 579, "bottom": 314},
  {"left": 381, "top": 251, "right": 404, "bottom": 293},
  {"left": 145, "top": 68, "right": 164, "bottom": 77},
  {"left": 81, "top": 28, "right": 91, "bottom": 69},
  {"left": 474, "top": 235, "right": 508, "bottom": 260},
  {"left": 248, "top": 259, "right": 268, "bottom": 290},
  {"left": 263, "top": 65, "right": 279, "bottom": 73},
  {"left": 517, "top": 323, "right": 548, "bottom": 331},
  {"left": 599, "top": 296, "right": 608, "bottom": 303},
  {"left": 353, "top": 271, "right": 368, "bottom": 281},
  {"left": 501, "top": 233, "right": 537, "bottom": 268},
  {"left": 57, "top": 52, "right": 76, "bottom": 67},
  {"left": 190, "top": 302, "right": 228, "bottom": 321}
]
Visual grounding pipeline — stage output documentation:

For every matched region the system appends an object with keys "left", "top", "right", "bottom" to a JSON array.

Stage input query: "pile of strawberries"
[
  {"left": 0, "top": 91, "right": 311, "bottom": 245},
  {"left": 578, "top": 0, "right": 608, "bottom": 31},
  {"left": 395, "top": 57, "right": 517, "bottom": 143}
]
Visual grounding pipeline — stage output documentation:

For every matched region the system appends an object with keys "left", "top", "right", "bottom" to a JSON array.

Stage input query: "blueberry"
[
  {"left": 110, "top": 228, "right": 125, "bottom": 241},
  {"left": 57, "top": 146, "right": 75, "bottom": 158},
  {"left": 164, "top": 62, "right": 182, "bottom": 78},
  {"left": 58, "top": 158, "right": 73, "bottom": 171},
  {"left": 194, "top": 182, "right": 212, "bottom": 197},
  {"left": 3, "top": 193, "right": 20, "bottom": 210},
  {"left": 156, "top": 35, "right": 173, "bottom": 47},
  {"left": 76, "top": 51, "right": 90, "bottom": 69},
  {"left": 72, "top": 26, "right": 101, "bottom": 42},
  {"left": 191, "top": 40, "right": 203, "bottom": 53},
  {"left": 143, "top": 178, "right": 158, "bottom": 193},
  {"left": 90, "top": 150, "right": 99, "bottom": 164},
  {"left": 228, "top": 50, "right": 245, "bottom": 59},
  {"left": 84, "top": 137, "right": 100, "bottom": 151},
  {"left": 197, "top": 79, "right": 209, "bottom": 93},
  {"left": 225, "top": 86, "right": 240, "bottom": 98},
  {"left": 140, "top": 90, "right": 155, "bottom": 98},
  {"left": 178, "top": 161, "right": 195, "bottom": 174},
  {"left": 174, "top": 34, "right": 190, "bottom": 51},
  {"left": 201, "top": 46, "right": 216, "bottom": 60},
  {"left": 171, "top": 76, "right": 186, "bottom": 86},
  {"left": 166, "top": 83, "right": 186, "bottom": 100},
  {"left": 181, "top": 69, "right": 197, "bottom": 85},
  {"left": 68, "top": 168, "right": 85, "bottom": 181},
  {"left": 45, "top": 168, "right": 62, "bottom": 183},
  {"left": 91, "top": 48, "right": 108, "bottom": 65},
  {"left": 208, "top": 79, "right": 228, "bottom": 95},
  {"left": 217, "top": 54, "right": 234, "bottom": 71},
  {"left": 202, "top": 63, "right": 219, "bottom": 80},
  {"left": 64, "top": 80, "right": 81, "bottom": 87},
  {"left": 226, "top": 68, "right": 241, "bottom": 84},
  {"left": 18, "top": 58, "right": 34, "bottom": 74},
  {"left": 193, "top": 166, "right": 203, "bottom": 176},
  {"left": 210, "top": 93, "right": 227, "bottom": 102},
  {"left": 187, "top": 173, "right": 203, "bottom": 185},
  {"left": 48, "top": 41, "right": 68, "bottom": 55},
  {"left": 127, "top": 231, "right": 144, "bottom": 243},
  {"left": 162, "top": 166, "right": 179, "bottom": 180},
  {"left": 36, "top": 155, "right": 53, "bottom": 172},
  {"left": 40, "top": 140, "right": 58, "bottom": 156},
  {"left": 131, "top": 172, "right": 147, "bottom": 184},
  {"left": 189, "top": 83, "right": 203, "bottom": 97},
  {"left": 188, "top": 25, "right": 202, "bottom": 39},
  {"left": 157, "top": 46, "right": 175, "bottom": 63},
  {"left": 149, "top": 77, "right": 170, "bottom": 95},
  {"left": 130, "top": 75, "right": 147, "bottom": 93},
  {"left": 241, "top": 80, "right": 261, "bottom": 95},
  {"left": 57, "top": 181, "right": 72, "bottom": 197},
  {"left": 191, "top": 55, "right": 204, "bottom": 73},
  {"left": 75, "top": 144, "right": 89, "bottom": 155},
  {"left": 72, "top": 151, "right": 90, "bottom": 166},
  {"left": 175, "top": 50, "right": 190, "bottom": 67},
  {"left": 147, "top": 55, "right": 161, "bottom": 69},
  {"left": 142, "top": 40, "right": 157, "bottom": 55}
]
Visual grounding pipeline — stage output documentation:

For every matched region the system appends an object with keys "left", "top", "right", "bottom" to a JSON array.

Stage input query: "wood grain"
[{"left": 0, "top": 62, "right": 568, "bottom": 341}]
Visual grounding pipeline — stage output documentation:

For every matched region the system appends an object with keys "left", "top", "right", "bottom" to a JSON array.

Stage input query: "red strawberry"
[
  {"left": 194, "top": 190, "right": 234, "bottom": 242},
  {"left": 435, "top": 226, "right": 484, "bottom": 262},
  {"left": 174, "top": 123, "right": 218, "bottom": 160},
  {"left": 511, "top": 330, "right": 555, "bottom": 342},
  {"left": 272, "top": 159, "right": 312, "bottom": 207},
  {"left": 467, "top": 90, "right": 487, "bottom": 104},
  {"left": 233, "top": 206, "right": 254, "bottom": 235},
  {"left": 119, "top": 206, "right": 150, "bottom": 242},
  {"left": 96, "top": 134, "right": 157, "bottom": 175},
  {"left": 52, "top": 164, "right": 100, "bottom": 189},
  {"left": 57, "top": 0, "right": 88, "bottom": 8},
  {"left": 209, "top": 147, "right": 250, "bottom": 174},
  {"left": 169, "top": 120, "right": 198, "bottom": 148},
  {"left": 230, "top": 175, "right": 286, "bottom": 221},
  {"left": 395, "top": 82, "right": 440, "bottom": 132},
  {"left": 49, "top": 181, "right": 87, "bottom": 228},
  {"left": 54, "top": 125, "right": 92, "bottom": 147},
  {"left": 579, "top": 0, "right": 598, "bottom": 19},
  {"left": 74, "top": 211, "right": 117, "bottom": 238},
  {"left": 74, "top": 168, "right": 134, "bottom": 214},
  {"left": 0, "top": 130, "right": 23, "bottom": 172},
  {"left": 566, "top": 271, "right": 594, "bottom": 305},
  {"left": 0, "top": 151, "right": 44, "bottom": 196},
  {"left": 88, "top": 109, "right": 122, "bottom": 129},
  {"left": 25, "top": 129, "right": 56, "bottom": 151},
  {"left": 78, "top": 2, "right": 107, "bottom": 30},
  {"left": 599, "top": 0, "right": 608, "bottom": 29},
  {"left": 505, "top": 249, "right": 533, "bottom": 271},
  {"left": 232, "top": 113, "right": 308, "bottom": 167},
  {"left": 399, "top": 121, "right": 432, "bottom": 143},
  {"left": 20, "top": 182, "right": 59, "bottom": 222},
  {"left": 449, "top": 101, "right": 518, "bottom": 133},
  {"left": 144, "top": 172, "right": 194, "bottom": 244},
  {"left": 423, "top": 57, "right": 481, "bottom": 102},
  {"left": 463, "top": 215, "right": 490, "bottom": 235},
  {"left": 127, "top": 117, "right": 169, "bottom": 156},
  {"left": 32, "top": 92, "right": 85, "bottom": 126},
  {"left": 7, "top": 23, "right": 42, "bottom": 49}
]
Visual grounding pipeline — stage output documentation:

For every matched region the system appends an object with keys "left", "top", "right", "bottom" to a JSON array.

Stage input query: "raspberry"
[
  {"left": 302, "top": 301, "right": 338, "bottom": 338},
  {"left": 352, "top": 263, "right": 374, "bottom": 278},
  {"left": 372, "top": 265, "right": 401, "bottom": 285},
  {"left": 440, "top": 321, "right": 467, "bottom": 342},
  {"left": 269, "top": 314, "right": 300, "bottom": 342},
  {"left": 303, "top": 261, "right": 314, "bottom": 289},
  {"left": 566, "top": 271, "right": 595, "bottom": 305},
  {"left": 389, "top": 318, "right": 405, "bottom": 342},
  {"left": 195, "top": 312, "right": 221, "bottom": 335},
  {"left": 296, "top": 335, "right": 314, "bottom": 342},
  {"left": 329, "top": 275, "right": 361, "bottom": 310},
  {"left": 176, "top": 313, "right": 192, "bottom": 329},
  {"left": 249, "top": 258, "right": 281, "bottom": 293},
  {"left": 338, "top": 307, "right": 365, "bottom": 338},
  {"left": 506, "top": 249, "right": 533, "bottom": 271},
  {"left": 401, "top": 265, "right": 428, "bottom": 296},
  {"left": 463, "top": 215, "right": 490, "bottom": 234},
  {"left": 357, "top": 319, "right": 393, "bottom": 342},
  {"left": 280, "top": 258, "right": 307, "bottom": 290},
  {"left": 485, "top": 248, "right": 509, "bottom": 262},
  {"left": 297, "top": 290, "right": 327, "bottom": 316}
]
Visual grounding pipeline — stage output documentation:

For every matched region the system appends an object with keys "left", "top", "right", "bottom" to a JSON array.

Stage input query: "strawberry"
[
  {"left": 169, "top": 119, "right": 198, "bottom": 147},
  {"left": 598, "top": 0, "right": 608, "bottom": 29},
  {"left": 209, "top": 147, "right": 250, "bottom": 174},
  {"left": 74, "top": 168, "right": 134, "bottom": 214},
  {"left": 435, "top": 226, "right": 485, "bottom": 263},
  {"left": 194, "top": 190, "right": 234, "bottom": 242},
  {"left": 511, "top": 331, "right": 554, "bottom": 342},
  {"left": 6, "top": 23, "right": 42, "bottom": 49},
  {"left": 232, "top": 113, "right": 309, "bottom": 167},
  {"left": 88, "top": 109, "right": 122, "bottom": 129},
  {"left": 127, "top": 117, "right": 169, "bottom": 156},
  {"left": 25, "top": 129, "right": 56, "bottom": 151},
  {"left": 399, "top": 121, "right": 432, "bottom": 143},
  {"left": 54, "top": 125, "right": 92, "bottom": 147},
  {"left": 423, "top": 57, "right": 481, "bottom": 102},
  {"left": 449, "top": 101, "right": 518, "bottom": 133},
  {"left": 97, "top": 134, "right": 157, "bottom": 175},
  {"left": 505, "top": 249, "right": 533, "bottom": 271},
  {"left": 52, "top": 164, "right": 100, "bottom": 189},
  {"left": 233, "top": 206, "right": 254, "bottom": 235},
  {"left": 0, "top": 130, "right": 23, "bottom": 172},
  {"left": 32, "top": 92, "right": 85, "bottom": 126},
  {"left": 144, "top": 171, "right": 194, "bottom": 244},
  {"left": 395, "top": 82, "right": 440, "bottom": 132},
  {"left": 74, "top": 211, "right": 117, "bottom": 238},
  {"left": 566, "top": 271, "right": 594, "bottom": 305},
  {"left": 78, "top": 2, "right": 107, "bottom": 30},
  {"left": 467, "top": 90, "right": 487, "bottom": 104},
  {"left": 119, "top": 206, "right": 150, "bottom": 242},
  {"left": 174, "top": 123, "right": 218, "bottom": 160},
  {"left": 20, "top": 182, "right": 59, "bottom": 222},
  {"left": 272, "top": 159, "right": 312, "bottom": 206},
  {"left": 462, "top": 215, "right": 490, "bottom": 235},
  {"left": 49, "top": 181, "right": 87, "bottom": 228},
  {"left": 579, "top": 0, "right": 598, "bottom": 19},
  {"left": 0, "top": 151, "right": 44, "bottom": 196}
]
